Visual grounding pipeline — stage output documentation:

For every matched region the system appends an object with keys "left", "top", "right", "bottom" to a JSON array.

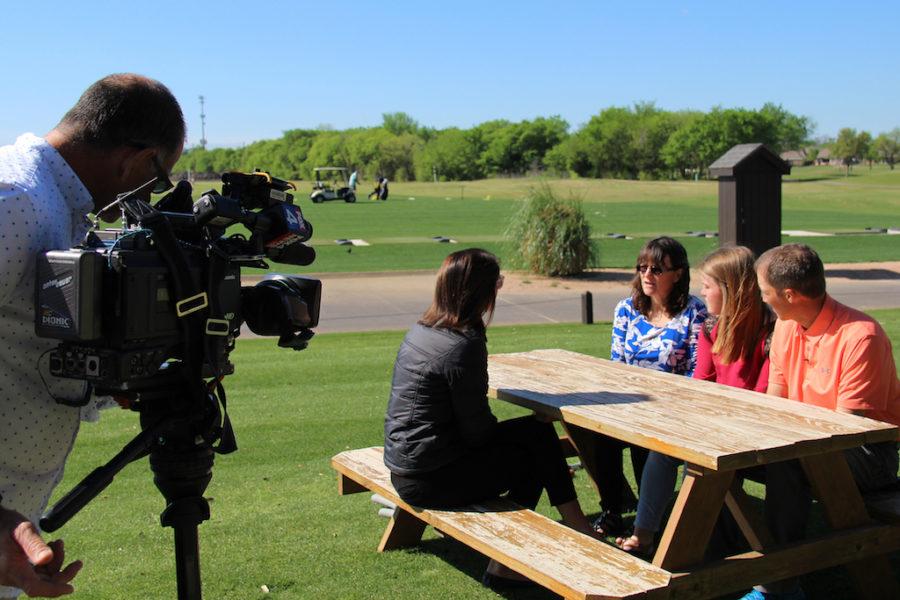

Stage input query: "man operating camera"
[{"left": 0, "top": 74, "right": 185, "bottom": 598}]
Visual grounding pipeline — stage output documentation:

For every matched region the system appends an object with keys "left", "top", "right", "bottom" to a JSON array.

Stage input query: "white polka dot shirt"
[{"left": 0, "top": 134, "right": 96, "bottom": 541}]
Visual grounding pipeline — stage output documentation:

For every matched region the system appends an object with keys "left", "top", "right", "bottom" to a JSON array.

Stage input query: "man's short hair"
[
  {"left": 57, "top": 74, "right": 185, "bottom": 159},
  {"left": 756, "top": 243, "right": 826, "bottom": 298}
]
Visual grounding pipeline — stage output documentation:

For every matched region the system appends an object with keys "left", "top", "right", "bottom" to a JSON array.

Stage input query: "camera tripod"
[{"left": 41, "top": 384, "right": 224, "bottom": 600}]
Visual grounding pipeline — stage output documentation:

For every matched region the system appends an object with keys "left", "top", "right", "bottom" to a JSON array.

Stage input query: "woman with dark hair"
[
  {"left": 616, "top": 245, "right": 774, "bottom": 555},
  {"left": 384, "top": 248, "right": 598, "bottom": 588},
  {"left": 590, "top": 236, "right": 707, "bottom": 536}
]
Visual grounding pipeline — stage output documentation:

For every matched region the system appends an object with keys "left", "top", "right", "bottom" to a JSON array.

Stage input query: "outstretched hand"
[{"left": 0, "top": 507, "right": 82, "bottom": 597}]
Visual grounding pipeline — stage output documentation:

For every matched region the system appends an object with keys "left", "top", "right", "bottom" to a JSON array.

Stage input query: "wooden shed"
[{"left": 709, "top": 143, "right": 791, "bottom": 257}]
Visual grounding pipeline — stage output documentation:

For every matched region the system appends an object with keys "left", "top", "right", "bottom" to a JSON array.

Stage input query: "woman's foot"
[
  {"left": 556, "top": 499, "right": 606, "bottom": 540},
  {"left": 615, "top": 530, "right": 655, "bottom": 558}
]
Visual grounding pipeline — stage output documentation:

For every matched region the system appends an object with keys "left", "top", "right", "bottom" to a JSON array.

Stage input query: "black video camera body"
[{"left": 34, "top": 171, "right": 321, "bottom": 397}]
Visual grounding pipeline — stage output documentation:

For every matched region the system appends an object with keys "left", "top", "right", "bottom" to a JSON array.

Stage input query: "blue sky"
[{"left": 3, "top": 1, "right": 897, "bottom": 148}]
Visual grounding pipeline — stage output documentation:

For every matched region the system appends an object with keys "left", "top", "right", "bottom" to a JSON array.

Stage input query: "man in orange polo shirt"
[{"left": 738, "top": 243, "right": 900, "bottom": 600}]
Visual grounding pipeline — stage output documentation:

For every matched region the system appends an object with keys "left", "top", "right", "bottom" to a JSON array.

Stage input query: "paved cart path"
[{"left": 241, "top": 262, "right": 900, "bottom": 335}]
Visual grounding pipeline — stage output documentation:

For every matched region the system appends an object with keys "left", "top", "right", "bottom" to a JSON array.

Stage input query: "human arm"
[
  {"left": 609, "top": 300, "right": 630, "bottom": 363},
  {"left": 447, "top": 336, "right": 497, "bottom": 447},
  {"left": 692, "top": 320, "right": 716, "bottom": 382},
  {"left": 682, "top": 300, "right": 708, "bottom": 377},
  {"left": 0, "top": 506, "right": 81, "bottom": 597}
]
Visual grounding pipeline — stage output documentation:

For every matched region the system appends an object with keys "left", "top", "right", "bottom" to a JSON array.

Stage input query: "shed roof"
[{"left": 709, "top": 143, "right": 791, "bottom": 177}]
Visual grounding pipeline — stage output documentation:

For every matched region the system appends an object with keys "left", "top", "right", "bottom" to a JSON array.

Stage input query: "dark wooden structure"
[{"left": 709, "top": 143, "right": 791, "bottom": 257}]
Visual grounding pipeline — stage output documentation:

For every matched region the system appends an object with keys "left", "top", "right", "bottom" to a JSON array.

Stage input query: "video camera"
[
  {"left": 31, "top": 170, "right": 322, "bottom": 599},
  {"left": 34, "top": 170, "right": 321, "bottom": 395}
]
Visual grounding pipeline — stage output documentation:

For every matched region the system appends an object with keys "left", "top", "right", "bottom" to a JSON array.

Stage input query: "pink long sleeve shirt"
[{"left": 692, "top": 320, "right": 770, "bottom": 392}]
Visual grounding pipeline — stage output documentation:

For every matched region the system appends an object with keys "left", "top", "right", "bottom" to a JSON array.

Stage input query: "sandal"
[
  {"left": 591, "top": 510, "right": 624, "bottom": 537},
  {"left": 615, "top": 534, "right": 655, "bottom": 559}
]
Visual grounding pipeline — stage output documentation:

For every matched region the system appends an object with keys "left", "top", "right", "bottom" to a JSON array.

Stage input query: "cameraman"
[{"left": 0, "top": 74, "right": 185, "bottom": 598}]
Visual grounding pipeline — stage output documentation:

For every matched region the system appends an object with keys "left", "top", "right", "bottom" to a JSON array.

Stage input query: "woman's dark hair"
[
  {"left": 630, "top": 236, "right": 691, "bottom": 317},
  {"left": 420, "top": 248, "right": 501, "bottom": 331},
  {"left": 57, "top": 73, "right": 185, "bottom": 160}
]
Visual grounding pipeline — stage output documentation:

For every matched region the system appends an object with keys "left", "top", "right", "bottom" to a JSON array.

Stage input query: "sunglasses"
[
  {"left": 150, "top": 154, "right": 175, "bottom": 194},
  {"left": 636, "top": 264, "right": 677, "bottom": 276}
]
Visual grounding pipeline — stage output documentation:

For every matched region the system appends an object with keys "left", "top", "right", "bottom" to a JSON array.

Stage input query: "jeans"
[{"left": 634, "top": 451, "right": 682, "bottom": 533}]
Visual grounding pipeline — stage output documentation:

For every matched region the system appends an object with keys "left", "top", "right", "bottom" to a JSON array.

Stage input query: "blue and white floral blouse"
[{"left": 610, "top": 296, "right": 708, "bottom": 376}]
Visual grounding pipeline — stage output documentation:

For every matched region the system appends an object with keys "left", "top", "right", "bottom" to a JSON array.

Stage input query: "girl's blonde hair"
[{"left": 699, "top": 245, "right": 773, "bottom": 364}]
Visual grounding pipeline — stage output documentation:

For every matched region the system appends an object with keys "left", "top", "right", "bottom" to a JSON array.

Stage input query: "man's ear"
[
  {"left": 782, "top": 288, "right": 796, "bottom": 303},
  {"left": 118, "top": 146, "right": 155, "bottom": 181}
]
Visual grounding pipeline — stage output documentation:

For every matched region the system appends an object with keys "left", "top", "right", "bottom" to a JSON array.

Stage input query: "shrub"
[{"left": 506, "top": 184, "right": 596, "bottom": 276}]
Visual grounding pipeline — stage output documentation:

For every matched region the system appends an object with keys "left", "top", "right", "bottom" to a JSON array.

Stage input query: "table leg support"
[
  {"left": 801, "top": 451, "right": 900, "bottom": 600},
  {"left": 378, "top": 507, "right": 427, "bottom": 552},
  {"left": 725, "top": 479, "right": 774, "bottom": 552},
  {"left": 653, "top": 466, "right": 734, "bottom": 571}
]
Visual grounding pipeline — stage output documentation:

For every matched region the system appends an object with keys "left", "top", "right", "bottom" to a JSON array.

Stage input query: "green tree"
[
  {"left": 758, "top": 103, "right": 813, "bottom": 153},
  {"left": 414, "top": 128, "right": 484, "bottom": 181},
  {"left": 858, "top": 131, "right": 873, "bottom": 168},
  {"left": 832, "top": 128, "right": 871, "bottom": 175},
  {"left": 381, "top": 112, "right": 420, "bottom": 136},
  {"left": 579, "top": 106, "right": 638, "bottom": 178},
  {"left": 873, "top": 128, "right": 900, "bottom": 169}
]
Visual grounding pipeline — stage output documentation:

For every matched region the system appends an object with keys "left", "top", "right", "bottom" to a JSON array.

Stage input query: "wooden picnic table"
[{"left": 488, "top": 349, "right": 900, "bottom": 600}]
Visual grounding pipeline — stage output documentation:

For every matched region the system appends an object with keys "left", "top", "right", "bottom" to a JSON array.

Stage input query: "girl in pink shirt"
[{"left": 618, "top": 246, "right": 775, "bottom": 555}]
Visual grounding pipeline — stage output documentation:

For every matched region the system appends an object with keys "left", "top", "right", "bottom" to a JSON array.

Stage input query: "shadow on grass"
[
  {"left": 417, "top": 535, "right": 560, "bottom": 599},
  {"left": 825, "top": 268, "right": 900, "bottom": 280}
]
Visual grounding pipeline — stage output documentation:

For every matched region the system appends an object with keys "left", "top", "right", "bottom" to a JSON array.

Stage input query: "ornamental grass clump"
[{"left": 506, "top": 184, "right": 596, "bottom": 276}]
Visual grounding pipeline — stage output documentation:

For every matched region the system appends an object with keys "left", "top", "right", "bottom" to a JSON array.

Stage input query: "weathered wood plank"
[
  {"left": 488, "top": 350, "right": 897, "bottom": 470},
  {"left": 724, "top": 480, "right": 774, "bottom": 552},
  {"left": 332, "top": 447, "right": 672, "bottom": 600},
  {"left": 653, "top": 466, "right": 733, "bottom": 570},
  {"left": 378, "top": 507, "right": 427, "bottom": 552},
  {"left": 337, "top": 472, "right": 368, "bottom": 495},
  {"left": 668, "top": 523, "right": 900, "bottom": 600}
]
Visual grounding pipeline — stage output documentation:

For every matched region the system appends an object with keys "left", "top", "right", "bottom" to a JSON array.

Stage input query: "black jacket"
[{"left": 383, "top": 323, "right": 498, "bottom": 475}]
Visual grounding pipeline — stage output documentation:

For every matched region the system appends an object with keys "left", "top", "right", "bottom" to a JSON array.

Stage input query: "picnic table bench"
[{"left": 332, "top": 446, "right": 672, "bottom": 600}]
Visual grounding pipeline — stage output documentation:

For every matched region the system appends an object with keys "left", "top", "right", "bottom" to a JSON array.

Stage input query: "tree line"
[
  {"left": 831, "top": 127, "right": 900, "bottom": 173},
  {"left": 173, "top": 103, "right": 899, "bottom": 181}
]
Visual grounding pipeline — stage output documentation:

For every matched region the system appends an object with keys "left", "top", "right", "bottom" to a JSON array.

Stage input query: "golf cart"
[{"left": 309, "top": 167, "right": 356, "bottom": 203}]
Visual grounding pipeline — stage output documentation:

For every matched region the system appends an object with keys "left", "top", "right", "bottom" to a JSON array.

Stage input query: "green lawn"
[
  {"left": 186, "top": 165, "right": 900, "bottom": 273},
  {"left": 52, "top": 312, "right": 900, "bottom": 599}
]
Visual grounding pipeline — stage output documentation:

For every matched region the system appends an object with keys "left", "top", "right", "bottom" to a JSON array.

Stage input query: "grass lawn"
[
  {"left": 52, "top": 312, "right": 900, "bottom": 599},
  {"left": 186, "top": 164, "right": 900, "bottom": 274}
]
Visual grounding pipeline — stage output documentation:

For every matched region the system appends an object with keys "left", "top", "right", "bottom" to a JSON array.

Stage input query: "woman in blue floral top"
[{"left": 589, "top": 236, "right": 707, "bottom": 536}]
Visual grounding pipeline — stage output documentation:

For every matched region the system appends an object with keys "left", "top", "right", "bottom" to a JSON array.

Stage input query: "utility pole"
[{"left": 198, "top": 95, "right": 207, "bottom": 149}]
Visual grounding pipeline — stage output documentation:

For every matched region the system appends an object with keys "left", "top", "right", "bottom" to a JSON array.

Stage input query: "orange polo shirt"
[{"left": 768, "top": 295, "right": 900, "bottom": 430}]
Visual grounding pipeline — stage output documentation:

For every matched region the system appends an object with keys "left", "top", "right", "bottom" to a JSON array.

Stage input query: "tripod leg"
[
  {"left": 162, "top": 497, "right": 210, "bottom": 600},
  {"left": 174, "top": 523, "right": 202, "bottom": 600}
]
